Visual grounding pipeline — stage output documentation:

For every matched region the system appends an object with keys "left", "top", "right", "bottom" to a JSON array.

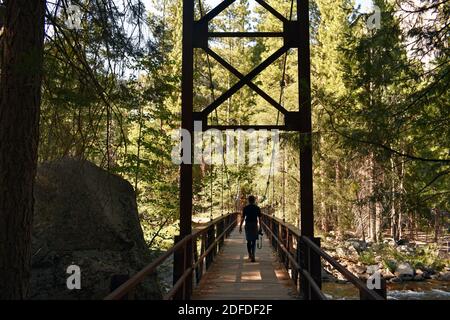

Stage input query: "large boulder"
[
  {"left": 394, "top": 262, "right": 414, "bottom": 281},
  {"left": 437, "top": 272, "right": 450, "bottom": 281},
  {"left": 30, "top": 158, "right": 162, "bottom": 300},
  {"left": 345, "top": 239, "right": 368, "bottom": 253}
]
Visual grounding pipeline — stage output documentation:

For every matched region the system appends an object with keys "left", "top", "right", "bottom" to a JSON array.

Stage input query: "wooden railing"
[
  {"left": 105, "top": 212, "right": 238, "bottom": 300},
  {"left": 260, "top": 211, "right": 386, "bottom": 300}
]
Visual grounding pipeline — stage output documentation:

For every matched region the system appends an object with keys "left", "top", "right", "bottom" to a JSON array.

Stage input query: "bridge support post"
[
  {"left": 299, "top": 237, "right": 322, "bottom": 300},
  {"left": 176, "top": 0, "right": 194, "bottom": 301},
  {"left": 310, "top": 237, "right": 322, "bottom": 299},
  {"left": 297, "top": 0, "right": 320, "bottom": 301},
  {"left": 206, "top": 225, "right": 215, "bottom": 269},
  {"left": 173, "top": 235, "right": 193, "bottom": 300},
  {"left": 298, "top": 240, "right": 310, "bottom": 300}
]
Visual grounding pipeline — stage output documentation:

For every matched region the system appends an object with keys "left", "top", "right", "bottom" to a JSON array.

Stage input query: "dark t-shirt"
[{"left": 243, "top": 204, "right": 261, "bottom": 223}]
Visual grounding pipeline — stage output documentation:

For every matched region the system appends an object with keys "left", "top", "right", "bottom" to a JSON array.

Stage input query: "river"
[{"left": 322, "top": 280, "right": 450, "bottom": 300}]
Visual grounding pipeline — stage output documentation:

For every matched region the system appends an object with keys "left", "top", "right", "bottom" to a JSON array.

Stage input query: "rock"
[
  {"left": 340, "top": 260, "right": 348, "bottom": 267},
  {"left": 335, "top": 246, "right": 358, "bottom": 261},
  {"left": 381, "top": 269, "right": 395, "bottom": 279},
  {"left": 336, "top": 273, "right": 348, "bottom": 282},
  {"left": 395, "top": 262, "right": 414, "bottom": 281},
  {"left": 396, "top": 244, "right": 415, "bottom": 254},
  {"left": 345, "top": 239, "right": 368, "bottom": 253},
  {"left": 396, "top": 245, "right": 409, "bottom": 253},
  {"left": 371, "top": 243, "right": 385, "bottom": 251},
  {"left": 413, "top": 274, "right": 424, "bottom": 281},
  {"left": 358, "top": 274, "right": 369, "bottom": 281},
  {"left": 366, "top": 264, "right": 379, "bottom": 275},
  {"left": 336, "top": 247, "right": 347, "bottom": 257},
  {"left": 348, "top": 246, "right": 359, "bottom": 257},
  {"left": 389, "top": 277, "right": 402, "bottom": 283},
  {"left": 437, "top": 272, "right": 450, "bottom": 281},
  {"left": 423, "top": 267, "right": 436, "bottom": 275},
  {"left": 30, "top": 158, "right": 162, "bottom": 300},
  {"left": 341, "top": 231, "right": 356, "bottom": 240},
  {"left": 383, "top": 238, "right": 396, "bottom": 246},
  {"left": 375, "top": 255, "right": 382, "bottom": 263},
  {"left": 349, "top": 265, "right": 366, "bottom": 275}
]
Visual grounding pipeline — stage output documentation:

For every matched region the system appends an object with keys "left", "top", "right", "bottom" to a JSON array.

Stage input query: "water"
[{"left": 322, "top": 280, "right": 450, "bottom": 300}]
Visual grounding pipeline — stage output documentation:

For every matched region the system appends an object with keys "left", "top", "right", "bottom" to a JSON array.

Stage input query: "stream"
[{"left": 322, "top": 280, "right": 450, "bottom": 300}]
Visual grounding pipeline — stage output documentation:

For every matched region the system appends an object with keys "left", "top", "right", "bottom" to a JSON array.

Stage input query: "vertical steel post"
[
  {"left": 298, "top": 0, "right": 319, "bottom": 299},
  {"left": 298, "top": 0, "right": 313, "bottom": 240},
  {"left": 175, "top": 0, "right": 194, "bottom": 300}
]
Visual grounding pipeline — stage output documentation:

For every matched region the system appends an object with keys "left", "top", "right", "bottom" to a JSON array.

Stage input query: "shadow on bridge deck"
[{"left": 192, "top": 228, "right": 299, "bottom": 300}]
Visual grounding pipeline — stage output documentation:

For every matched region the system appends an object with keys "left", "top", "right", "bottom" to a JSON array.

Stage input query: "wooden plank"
[{"left": 192, "top": 229, "right": 299, "bottom": 300}]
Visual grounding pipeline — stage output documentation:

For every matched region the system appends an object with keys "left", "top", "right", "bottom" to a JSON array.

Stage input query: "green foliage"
[
  {"left": 382, "top": 258, "right": 398, "bottom": 273},
  {"left": 359, "top": 250, "right": 376, "bottom": 265},
  {"left": 360, "top": 243, "right": 447, "bottom": 271}
]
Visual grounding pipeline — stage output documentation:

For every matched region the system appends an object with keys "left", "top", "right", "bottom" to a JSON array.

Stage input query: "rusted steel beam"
[
  {"left": 198, "top": 0, "right": 236, "bottom": 24},
  {"left": 203, "top": 47, "right": 288, "bottom": 115},
  {"left": 254, "top": 0, "right": 288, "bottom": 23},
  {"left": 178, "top": 0, "right": 195, "bottom": 300},
  {"left": 201, "top": 46, "right": 289, "bottom": 117},
  {"left": 209, "top": 32, "right": 284, "bottom": 37}
]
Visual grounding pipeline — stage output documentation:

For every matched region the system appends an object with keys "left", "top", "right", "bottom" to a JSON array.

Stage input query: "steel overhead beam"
[
  {"left": 204, "top": 125, "right": 286, "bottom": 131},
  {"left": 203, "top": 47, "right": 288, "bottom": 115},
  {"left": 254, "top": 0, "right": 288, "bottom": 23},
  {"left": 198, "top": 0, "right": 236, "bottom": 24},
  {"left": 209, "top": 32, "right": 284, "bottom": 37},
  {"left": 201, "top": 45, "right": 289, "bottom": 117}
]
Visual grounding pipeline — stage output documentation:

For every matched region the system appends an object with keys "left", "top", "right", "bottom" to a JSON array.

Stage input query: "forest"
[{"left": 0, "top": 0, "right": 449, "bottom": 300}]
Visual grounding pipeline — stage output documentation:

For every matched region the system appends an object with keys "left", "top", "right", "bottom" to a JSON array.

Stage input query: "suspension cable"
[
  {"left": 198, "top": 0, "right": 236, "bottom": 215},
  {"left": 262, "top": 0, "right": 294, "bottom": 211}
]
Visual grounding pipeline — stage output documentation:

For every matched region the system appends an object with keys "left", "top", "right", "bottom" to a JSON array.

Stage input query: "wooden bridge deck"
[{"left": 192, "top": 228, "right": 299, "bottom": 300}]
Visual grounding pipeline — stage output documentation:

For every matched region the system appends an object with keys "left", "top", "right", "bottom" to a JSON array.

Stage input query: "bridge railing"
[
  {"left": 105, "top": 212, "right": 238, "bottom": 300},
  {"left": 260, "top": 211, "right": 385, "bottom": 300}
]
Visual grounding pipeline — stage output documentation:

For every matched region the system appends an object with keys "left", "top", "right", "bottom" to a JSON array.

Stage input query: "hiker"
[{"left": 239, "top": 195, "right": 261, "bottom": 262}]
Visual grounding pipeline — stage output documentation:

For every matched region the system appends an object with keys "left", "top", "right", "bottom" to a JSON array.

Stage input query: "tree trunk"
[
  {"left": 335, "top": 160, "right": 341, "bottom": 231},
  {"left": 398, "top": 159, "right": 404, "bottom": 240},
  {"left": 368, "top": 154, "right": 377, "bottom": 242},
  {"left": 434, "top": 209, "right": 440, "bottom": 243},
  {"left": 0, "top": 0, "right": 45, "bottom": 299},
  {"left": 390, "top": 156, "right": 397, "bottom": 240}
]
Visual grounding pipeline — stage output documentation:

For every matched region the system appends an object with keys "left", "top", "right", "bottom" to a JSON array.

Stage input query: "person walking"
[{"left": 239, "top": 195, "right": 261, "bottom": 262}]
